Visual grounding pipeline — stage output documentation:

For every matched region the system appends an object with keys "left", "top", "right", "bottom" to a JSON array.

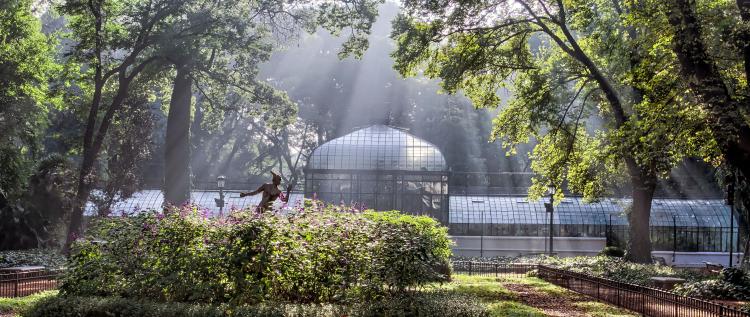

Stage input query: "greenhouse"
[
  {"left": 304, "top": 125, "right": 450, "bottom": 223},
  {"left": 448, "top": 196, "right": 739, "bottom": 253},
  {"left": 303, "top": 125, "right": 740, "bottom": 262}
]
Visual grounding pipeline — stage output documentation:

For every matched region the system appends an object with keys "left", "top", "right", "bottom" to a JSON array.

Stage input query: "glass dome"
[{"left": 307, "top": 125, "right": 447, "bottom": 172}]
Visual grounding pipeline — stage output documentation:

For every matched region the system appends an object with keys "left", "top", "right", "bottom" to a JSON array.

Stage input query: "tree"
[
  {"left": 662, "top": 0, "right": 750, "bottom": 264},
  {"left": 390, "top": 0, "right": 714, "bottom": 262},
  {"left": 0, "top": 0, "right": 65, "bottom": 249},
  {"left": 155, "top": 0, "right": 382, "bottom": 205},
  {"left": 59, "top": 0, "right": 382, "bottom": 249},
  {"left": 0, "top": 0, "right": 58, "bottom": 202}
]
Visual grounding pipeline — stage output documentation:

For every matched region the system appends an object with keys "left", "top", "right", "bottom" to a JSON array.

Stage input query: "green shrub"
[
  {"left": 61, "top": 210, "right": 228, "bottom": 302},
  {"left": 598, "top": 246, "right": 625, "bottom": 258},
  {"left": 674, "top": 279, "right": 750, "bottom": 300},
  {"left": 23, "top": 296, "right": 224, "bottom": 317},
  {"left": 720, "top": 267, "right": 748, "bottom": 285},
  {"left": 23, "top": 293, "right": 488, "bottom": 317},
  {"left": 61, "top": 203, "right": 453, "bottom": 304},
  {"left": 364, "top": 210, "right": 453, "bottom": 291},
  {"left": 354, "top": 291, "right": 488, "bottom": 317},
  {"left": 0, "top": 290, "right": 57, "bottom": 314},
  {"left": 0, "top": 249, "right": 66, "bottom": 269},
  {"left": 674, "top": 267, "right": 750, "bottom": 300}
]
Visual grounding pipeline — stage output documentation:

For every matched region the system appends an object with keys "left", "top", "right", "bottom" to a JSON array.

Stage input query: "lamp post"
[
  {"left": 215, "top": 175, "right": 226, "bottom": 216},
  {"left": 544, "top": 185, "right": 556, "bottom": 255}
]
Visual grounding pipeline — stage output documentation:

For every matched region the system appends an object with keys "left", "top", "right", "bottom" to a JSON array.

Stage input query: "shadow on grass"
[{"left": 435, "top": 275, "right": 546, "bottom": 317}]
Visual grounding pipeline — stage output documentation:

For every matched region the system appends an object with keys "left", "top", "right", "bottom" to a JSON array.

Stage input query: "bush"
[
  {"left": 61, "top": 202, "right": 453, "bottom": 304},
  {"left": 598, "top": 246, "right": 625, "bottom": 258},
  {"left": 23, "top": 296, "right": 224, "bottom": 317},
  {"left": 24, "top": 293, "right": 488, "bottom": 317},
  {"left": 364, "top": 211, "right": 453, "bottom": 291},
  {"left": 0, "top": 249, "right": 66, "bottom": 269},
  {"left": 355, "top": 291, "right": 488, "bottom": 317},
  {"left": 453, "top": 255, "right": 714, "bottom": 286},
  {"left": 674, "top": 267, "right": 750, "bottom": 300},
  {"left": 674, "top": 279, "right": 750, "bottom": 300},
  {"left": 720, "top": 267, "right": 748, "bottom": 285}
]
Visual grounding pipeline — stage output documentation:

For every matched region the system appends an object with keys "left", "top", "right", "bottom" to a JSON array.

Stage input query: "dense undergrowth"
[{"left": 0, "top": 249, "right": 66, "bottom": 269}]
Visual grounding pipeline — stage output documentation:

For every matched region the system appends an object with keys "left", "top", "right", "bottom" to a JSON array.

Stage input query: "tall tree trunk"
[
  {"left": 164, "top": 66, "right": 192, "bottom": 205},
  {"left": 63, "top": 153, "right": 94, "bottom": 252},
  {"left": 666, "top": 0, "right": 750, "bottom": 182},
  {"left": 667, "top": 0, "right": 750, "bottom": 266},
  {"left": 625, "top": 180, "right": 656, "bottom": 263}
]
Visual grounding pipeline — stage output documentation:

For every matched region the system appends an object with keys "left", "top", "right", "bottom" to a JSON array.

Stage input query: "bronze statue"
[{"left": 240, "top": 171, "right": 289, "bottom": 212}]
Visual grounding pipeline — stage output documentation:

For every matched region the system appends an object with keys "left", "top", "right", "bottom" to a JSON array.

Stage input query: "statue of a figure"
[{"left": 240, "top": 171, "right": 289, "bottom": 212}]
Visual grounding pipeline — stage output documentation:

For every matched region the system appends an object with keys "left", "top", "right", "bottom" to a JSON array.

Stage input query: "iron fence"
[
  {"left": 452, "top": 261, "right": 537, "bottom": 278},
  {"left": 0, "top": 269, "right": 63, "bottom": 298},
  {"left": 537, "top": 265, "right": 749, "bottom": 317},
  {"left": 454, "top": 261, "right": 749, "bottom": 317}
]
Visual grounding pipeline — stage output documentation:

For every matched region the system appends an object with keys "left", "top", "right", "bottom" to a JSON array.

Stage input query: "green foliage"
[
  {"left": 599, "top": 246, "right": 625, "bottom": 258},
  {"left": 0, "top": 155, "right": 77, "bottom": 250},
  {"left": 61, "top": 203, "right": 452, "bottom": 304},
  {"left": 24, "top": 291, "right": 488, "bottom": 317},
  {"left": 0, "top": 0, "right": 59, "bottom": 199},
  {"left": 675, "top": 267, "right": 750, "bottom": 300},
  {"left": 0, "top": 249, "right": 66, "bottom": 269},
  {"left": 355, "top": 291, "right": 488, "bottom": 317},
  {"left": 461, "top": 255, "right": 711, "bottom": 286},
  {"left": 675, "top": 279, "right": 750, "bottom": 300},
  {"left": 23, "top": 296, "right": 225, "bottom": 317},
  {"left": 390, "top": 0, "right": 717, "bottom": 202},
  {"left": 0, "top": 290, "right": 57, "bottom": 315},
  {"left": 364, "top": 210, "right": 453, "bottom": 291}
]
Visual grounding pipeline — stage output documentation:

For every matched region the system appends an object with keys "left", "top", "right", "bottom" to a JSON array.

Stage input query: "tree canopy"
[{"left": 389, "top": 0, "right": 719, "bottom": 262}]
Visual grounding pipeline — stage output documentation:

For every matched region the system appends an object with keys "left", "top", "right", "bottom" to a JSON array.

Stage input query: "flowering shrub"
[{"left": 60, "top": 202, "right": 452, "bottom": 304}]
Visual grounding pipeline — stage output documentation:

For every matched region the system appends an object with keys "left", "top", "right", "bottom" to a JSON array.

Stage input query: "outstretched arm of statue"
[
  {"left": 240, "top": 185, "right": 264, "bottom": 197},
  {"left": 282, "top": 184, "right": 293, "bottom": 202}
]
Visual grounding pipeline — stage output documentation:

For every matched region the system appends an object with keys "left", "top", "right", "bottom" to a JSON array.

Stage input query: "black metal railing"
[
  {"left": 452, "top": 261, "right": 537, "bottom": 277},
  {"left": 0, "top": 269, "right": 63, "bottom": 298},
  {"left": 455, "top": 261, "right": 749, "bottom": 317}
]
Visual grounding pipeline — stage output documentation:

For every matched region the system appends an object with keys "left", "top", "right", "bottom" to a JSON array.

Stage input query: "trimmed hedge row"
[
  {"left": 61, "top": 202, "right": 453, "bottom": 304},
  {"left": 23, "top": 292, "right": 489, "bottom": 317}
]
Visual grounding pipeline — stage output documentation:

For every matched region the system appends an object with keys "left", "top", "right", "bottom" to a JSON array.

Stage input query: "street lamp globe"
[
  {"left": 547, "top": 184, "right": 556, "bottom": 195},
  {"left": 217, "top": 175, "right": 226, "bottom": 189}
]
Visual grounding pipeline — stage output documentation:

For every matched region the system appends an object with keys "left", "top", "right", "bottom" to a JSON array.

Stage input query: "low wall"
[
  {"left": 451, "top": 236, "right": 744, "bottom": 267},
  {"left": 450, "top": 235, "right": 605, "bottom": 257},
  {"left": 652, "top": 251, "right": 744, "bottom": 267}
]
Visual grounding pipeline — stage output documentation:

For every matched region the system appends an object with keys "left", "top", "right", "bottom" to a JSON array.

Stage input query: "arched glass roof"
[
  {"left": 307, "top": 125, "right": 447, "bottom": 172},
  {"left": 449, "top": 196, "right": 733, "bottom": 228},
  {"left": 85, "top": 190, "right": 306, "bottom": 216}
]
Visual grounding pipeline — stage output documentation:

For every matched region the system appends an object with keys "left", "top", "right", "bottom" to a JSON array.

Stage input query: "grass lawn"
[
  {"left": 0, "top": 291, "right": 57, "bottom": 317},
  {"left": 440, "top": 274, "right": 637, "bottom": 317},
  {"left": 2, "top": 275, "right": 634, "bottom": 317}
]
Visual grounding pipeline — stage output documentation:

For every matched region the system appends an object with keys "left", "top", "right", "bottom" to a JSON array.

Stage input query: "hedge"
[
  {"left": 23, "top": 292, "right": 488, "bottom": 317},
  {"left": 60, "top": 202, "right": 452, "bottom": 304}
]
